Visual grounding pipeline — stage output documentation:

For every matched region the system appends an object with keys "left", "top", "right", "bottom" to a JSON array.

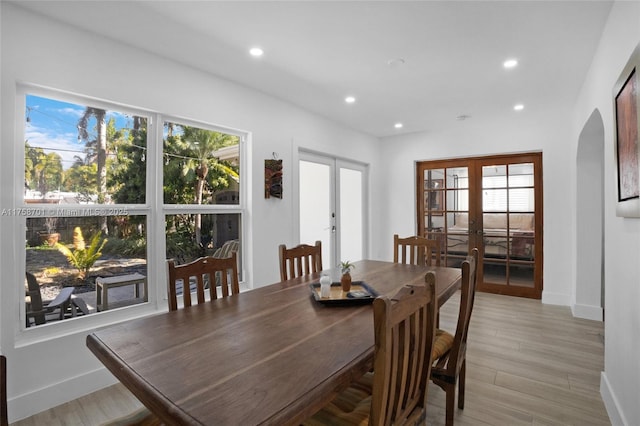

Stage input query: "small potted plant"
[{"left": 340, "top": 260, "right": 355, "bottom": 292}]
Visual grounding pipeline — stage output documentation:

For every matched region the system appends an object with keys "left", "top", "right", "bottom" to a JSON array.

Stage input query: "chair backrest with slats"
[
  {"left": 370, "top": 272, "right": 438, "bottom": 426},
  {"left": 1, "top": 355, "right": 7, "bottom": 426},
  {"left": 25, "top": 272, "right": 46, "bottom": 326},
  {"left": 167, "top": 252, "right": 239, "bottom": 311},
  {"left": 445, "top": 248, "right": 478, "bottom": 377},
  {"left": 278, "top": 241, "right": 323, "bottom": 281},
  {"left": 393, "top": 234, "right": 441, "bottom": 266}
]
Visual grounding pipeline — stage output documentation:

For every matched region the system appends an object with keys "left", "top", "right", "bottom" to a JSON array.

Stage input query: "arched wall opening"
[{"left": 575, "top": 108, "right": 605, "bottom": 321}]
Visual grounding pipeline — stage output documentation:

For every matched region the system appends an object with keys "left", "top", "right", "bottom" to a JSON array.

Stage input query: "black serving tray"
[{"left": 310, "top": 281, "right": 379, "bottom": 306}]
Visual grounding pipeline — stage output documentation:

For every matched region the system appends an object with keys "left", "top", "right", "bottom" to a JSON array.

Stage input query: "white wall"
[
  {"left": 0, "top": 4, "right": 382, "bottom": 421},
  {"left": 572, "top": 2, "right": 640, "bottom": 425},
  {"left": 378, "top": 106, "right": 575, "bottom": 304}
]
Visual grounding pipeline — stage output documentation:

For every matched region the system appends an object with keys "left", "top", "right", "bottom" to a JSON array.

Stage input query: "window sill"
[
  {"left": 15, "top": 301, "right": 162, "bottom": 348},
  {"left": 16, "top": 280, "right": 253, "bottom": 348}
]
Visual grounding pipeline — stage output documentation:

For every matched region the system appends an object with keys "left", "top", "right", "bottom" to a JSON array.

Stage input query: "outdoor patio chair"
[{"left": 25, "top": 272, "right": 74, "bottom": 327}]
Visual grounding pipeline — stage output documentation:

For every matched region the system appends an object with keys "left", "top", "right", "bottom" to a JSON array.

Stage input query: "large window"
[{"left": 19, "top": 87, "right": 245, "bottom": 329}]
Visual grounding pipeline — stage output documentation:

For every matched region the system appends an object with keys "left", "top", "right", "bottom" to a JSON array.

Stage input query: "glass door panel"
[
  {"left": 300, "top": 160, "right": 333, "bottom": 265},
  {"left": 480, "top": 160, "right": 538, "bottom": 294},
  {"left": 422, "top": 165, "right": 470, "bottom": 268},
  {"left": 339, "top": 166, "right": 364, "bottom": 263}
]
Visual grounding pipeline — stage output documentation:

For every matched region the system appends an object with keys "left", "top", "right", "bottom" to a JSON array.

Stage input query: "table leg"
[
  {"left": 102, "top": 285, "right": 109, "bottom": 311},
  {"left": 96, "top": 282, "right": 102, "bottom": 310}
]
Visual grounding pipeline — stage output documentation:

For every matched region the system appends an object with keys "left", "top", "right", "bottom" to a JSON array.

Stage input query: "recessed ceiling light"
[
  {"left": 513, "top": 104, "right": 524, "bottom": 111},
  {"left": 345, "top": 96, "right": 356, "bottom": 104},
  {"left": 249, "top": 47, "right": 264, "bottom": 57},
  {"left": 387, "top": 58, "right": 406, "bottom": 68},
  {"left": 394, "top": 123, "right": 403, "bottom": 129},
  {"left": 503, "top": 58, "right": 518, "bottom": 69}
]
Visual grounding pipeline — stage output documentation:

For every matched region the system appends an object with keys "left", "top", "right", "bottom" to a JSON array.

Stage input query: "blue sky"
[{"left": 25, "top": 94, "right": 130, "bottom": 170}]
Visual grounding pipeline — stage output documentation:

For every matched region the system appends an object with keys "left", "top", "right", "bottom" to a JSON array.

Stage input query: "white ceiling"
[{"left": 12, "top": 1, "right": 613, "bottom": 138}]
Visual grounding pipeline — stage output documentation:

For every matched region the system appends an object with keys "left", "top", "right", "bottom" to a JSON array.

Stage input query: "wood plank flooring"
[
  {"left": 12, "top": 292, "right": 610, "bottom": 425},
  {"left": 425, "top": 292, "right": 609, "bottom": 426}
]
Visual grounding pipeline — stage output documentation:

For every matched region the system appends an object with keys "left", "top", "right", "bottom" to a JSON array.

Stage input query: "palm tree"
[
  {"left": 78, "top": 106, "right": 108, "bottom": 233},
  {"left": 24, "top": 142, "right": 63, "bottom": 194},
  {"left": 182, "top": 127, "right": 238, "bottom": 246}
]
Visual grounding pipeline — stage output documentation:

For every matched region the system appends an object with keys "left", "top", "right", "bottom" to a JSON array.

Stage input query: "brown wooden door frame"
[{"left": 417, "top": 152, "right": 543, "bottom": 299}]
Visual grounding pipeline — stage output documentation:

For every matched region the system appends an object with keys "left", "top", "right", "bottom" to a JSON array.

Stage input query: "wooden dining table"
[{"left": 86, "top": 260, "right": 462, "bottom": 426}]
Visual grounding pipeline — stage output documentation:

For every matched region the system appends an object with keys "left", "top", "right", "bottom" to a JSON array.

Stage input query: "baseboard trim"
[
  {"left": 10, "top": 367, "right": 116, "bottom": 423},
  {"left": 541, "top": 291, "right": 571, "bottom": 306},
  {"left": 572, "top": 303, "right": 603, "bottom": 321},
  {"left": 601, "top": 371, "right": 627, "bottom": 426}
]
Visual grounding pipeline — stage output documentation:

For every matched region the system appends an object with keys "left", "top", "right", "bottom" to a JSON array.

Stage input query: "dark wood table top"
[{"left": 86, "top": 260, "right": 461, "bottom": 426}]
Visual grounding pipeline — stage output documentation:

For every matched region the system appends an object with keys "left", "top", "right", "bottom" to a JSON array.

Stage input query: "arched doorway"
[{"left": 575, "top": 109, "right": 605, "bottom": 321}]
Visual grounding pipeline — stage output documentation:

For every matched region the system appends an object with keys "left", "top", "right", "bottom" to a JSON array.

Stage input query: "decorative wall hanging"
[
  {"left": 265, "top": 155, "right": 283, "bottom": 199},
  {"left": 613, "top": 43, "right": 640, "bottom": 217}
]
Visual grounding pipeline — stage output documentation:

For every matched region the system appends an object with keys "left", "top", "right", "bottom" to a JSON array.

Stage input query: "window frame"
[
  {"left": 160, "top": 115, "right": 248, "bottom": 291},
  {"left": 14, "top": 84, "right": 249, "bottom": 343}
]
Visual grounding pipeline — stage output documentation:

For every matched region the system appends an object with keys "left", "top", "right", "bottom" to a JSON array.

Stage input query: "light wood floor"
[{"left": 12, "top": 292, "right": 610, "bottom": 425}]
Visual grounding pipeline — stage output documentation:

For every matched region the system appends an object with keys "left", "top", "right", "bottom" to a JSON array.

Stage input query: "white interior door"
[{"left": 299, "top": 152, "right": 367, "bottom": 270}]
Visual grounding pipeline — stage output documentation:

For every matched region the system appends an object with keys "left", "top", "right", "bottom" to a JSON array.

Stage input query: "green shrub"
[
  {"left": 102, "top": 236, "right": 146, "bottom": 257},
  {"left": 166, "top": 227, "right": 201, "bottom": 262},
  {"left": 56, "top": 227, "right": 107, "bottom": 280}
]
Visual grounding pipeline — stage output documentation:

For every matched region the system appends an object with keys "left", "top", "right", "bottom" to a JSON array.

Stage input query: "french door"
[
  {"left": 417, "top": 153, "right": 543, "bottom": 298},
  {"left": 299, "top": 152, "right": 367, "bottom": 270}
]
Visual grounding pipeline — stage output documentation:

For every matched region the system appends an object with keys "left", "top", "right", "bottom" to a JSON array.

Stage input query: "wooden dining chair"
[
  {"left": 430, "top": 247, "right": 479, "bottom": 426},
  {"left": 167, "top": 252, "right": 239, "bottom": 311},
  {"left": 393, "top": 234, "right": 441, "bottom": 266},
  {"left": 303, "top": 272, "right": 438, "bottom": 426},
  {"left": 278, "top": 240, "right": 322, "bottom": 281},
  {"left": 1, "top": 355, "right": 7, "bottom": 426}
]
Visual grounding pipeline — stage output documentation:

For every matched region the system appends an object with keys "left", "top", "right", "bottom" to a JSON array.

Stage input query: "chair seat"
[
  {"left": 431, "top": 328, "right": 454, "bottom": 361},
  {"left": 349, "top": 370, "right": 374, "bottom": 393},
  {"left": 302, "top": 374, "right": 373, "bottom": 426}
]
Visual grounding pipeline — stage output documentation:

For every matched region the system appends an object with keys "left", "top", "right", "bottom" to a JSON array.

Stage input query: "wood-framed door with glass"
[{"left": 417, "top": 152, "right": 543, "bottom": 298}]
